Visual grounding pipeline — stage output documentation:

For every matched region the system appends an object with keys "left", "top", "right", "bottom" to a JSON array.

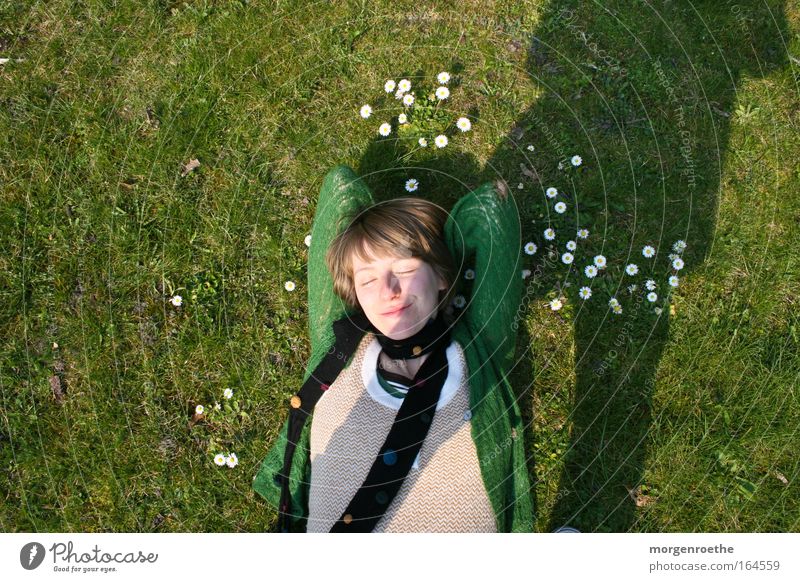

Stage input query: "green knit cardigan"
[{"left": 253, "top": 165, "right": 533, "bottom": 532}]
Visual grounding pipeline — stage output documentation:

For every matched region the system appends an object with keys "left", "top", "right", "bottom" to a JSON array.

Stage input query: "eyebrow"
[{"left": 354, "top": 258, "right": 416, "bottom": 274}]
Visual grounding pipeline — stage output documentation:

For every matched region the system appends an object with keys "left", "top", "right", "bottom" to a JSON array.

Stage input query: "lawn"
[{"left": 1, "top": 0, "right": 798, "bottom": 532}]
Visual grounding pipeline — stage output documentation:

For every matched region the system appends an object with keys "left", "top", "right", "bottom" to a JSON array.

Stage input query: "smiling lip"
[{"left": 382, "top": 304, "right": 410, "bottom": 316}]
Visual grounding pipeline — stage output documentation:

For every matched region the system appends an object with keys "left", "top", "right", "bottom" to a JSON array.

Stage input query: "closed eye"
[{"left": 359, "top": 270, "right": 415, "bottom": 287}]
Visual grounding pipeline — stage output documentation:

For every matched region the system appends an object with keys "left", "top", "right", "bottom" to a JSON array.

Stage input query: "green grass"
[{"left": 1, "top": 0, "right": 798, "bottom": 532}]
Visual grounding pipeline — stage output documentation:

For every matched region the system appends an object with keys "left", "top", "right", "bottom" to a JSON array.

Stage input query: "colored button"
[
  {"left": 343, "top": 514, "right": 353, "bottom": 525},
  {"left": 420, "top": 413, "right": 431, "bottom": 425},
  {"left": 383, "top": 449, "right": 397, "bottom": 466},
  {"left": 463, "top": 410, "right": 472, "bottom": 421},
  {"left": 375, "top": 491, "right": 389, "bottom": 505},
  {"left": 412, "top": 345, "right": 422, "bottom": 355},
  {"left": 290, "top": 395, "right": 301, "bottom": 408},
  {"left": 320, "top": 383, "right": 330, "bottom": 391}
]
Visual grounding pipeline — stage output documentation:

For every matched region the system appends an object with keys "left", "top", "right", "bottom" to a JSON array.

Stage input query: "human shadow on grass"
[{"left": 478, "top": 0, "right": 790, "bottom": 531}]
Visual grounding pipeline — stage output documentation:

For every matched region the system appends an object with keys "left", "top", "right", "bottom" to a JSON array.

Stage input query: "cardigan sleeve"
[
  {"left": 443, "top": 184, "right": 533, "bottom": 532},
  {"left": 253, "top": 165, "right": 374, "bottom": 530},
  {"left": 306, "top": 165, "right": 375, "bottom": 365},
  {"left": 444, "top": 182, "right": 523, "bottom": 373}
]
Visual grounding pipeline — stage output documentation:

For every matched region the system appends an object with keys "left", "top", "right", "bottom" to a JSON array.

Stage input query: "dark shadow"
[{"left": 478, "top": 0, "right": 790, "bottom": 531}]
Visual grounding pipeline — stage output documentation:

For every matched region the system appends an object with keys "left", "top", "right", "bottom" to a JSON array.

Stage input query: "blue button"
[
  {"left": 383, "top": 449, "right": 397, "bottom": 466},
  {"left": 375, "top": 491, "right": 389, "bottom": 505}
]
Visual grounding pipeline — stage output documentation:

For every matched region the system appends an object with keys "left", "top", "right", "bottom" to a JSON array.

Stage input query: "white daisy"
[
  {"left": 577, "top": 228, "right": 589, "bottom": 239},
  {"left": 546, "top": 187, "right": 558, "bottom": 199},
  {"left": 304, "top": 234, "right": 312, "bottom": 247},
  {"left": 214, "top": 402, "right": 221, "bottom": 410},
  {"left": 170, "top": 295, "right": 182, "bottom": 307},
  {"left": 654, "top": 307, "right": 663, "bottom": 315},
  {"left": 214, "top": 453, "right": 226, "bottom": 466},
  {"left": 403, "top": 93, "right": 415, "bottom": 106},
  {"left": 284, "top": 281, "right": 296, "bottom": 292},
  {"left": 226, "top": 453, "right": 239, "bottom": 468},
  {"left": 566, "top": 240, "right": 577, "bottom": 251},
  {"left": 418, "top": 137, "right": 428, "bottom": 147},
  {"left": 223, "top": 388, "right": 233, "bottom": 399},
  {"left": 627, "top": 284, "right": 638, "bottom": 294},
  {"left": 579, "top": 286, "right": 592, "bottom": 300},
  {"left": 625, "top": 264, "right": 639, "bottom": 276},
  {"left": 526, "top": 144, "right": 535, "bottom": 152},
  {"left": 524, "top": 242, "right": 538, "bottom": 255},
  {"left": 593, "top": 255, "right": 607, "bottom": 269},
  {"left": 398, "top": 78, "right": 411, "bottom": 92},
  {"left": 668, "top": 253, "right": 679, "bottom": 261},
  {"left": 584, "top": 265, "right": 598, "bottom": 278},
  {"left": 609, "top": 297, "right": 620, "bottom": 307},
  {"left": 673, "top": 240, "right": 687, "bottom": 253},
  {"left": 435, "top": 86, "right": 450, "bottom": 100},
  {"left": 642, "top": 245, "right": 655, "bottom": 258},
  {"left": 645, "top": 279, "right": 656, "bottom": 291},
  {"left": 562, "top": 252, "right": 574, "bottom": 265},
  {"left": 612, "top": 304, "right": 623, "bottom": 315},
  {"left": 434, "top": 134, "right": 448, "bottom": 148},
  {"left": 384, "top": 79, "right": 396, "bottom": 93},
  {"left": 647, "top": 292, "right": 658, "bottom": 302},
  {"left": 394, "top": 89, "right": 404, "bottom": 100},
  {"left": 554, "top": 201, "right": 567, "bottom": 214},
  {"left": 517, "top": 183, "right": 524, "bottom": 190},
  {"left": 521, "top": 269, "right": 532, "bottom": 279},
  {"left": 557, "top": 161, "right": 565, "bottom": 170},
  {"left": 464, "top": 269, "right": 475, "bottom": 280},
  {"left": 437, "top": 71, "right": 450, "bottom": 84},
  {"left": 544, "top": 228, "right": 556, "bottom": 241},
  {"left": 195, "top": 404, "right": 205, "bottom": 415},
  {"left": 571, "top": 155, "right": 582, "bottom": 166},
  {"left": 398, "top": 113, "right": 407, "bottom": 124},
  {"left": 672, "top": 257, "right": 684, "bottom": 270},
  {"left": 549, "top": 298, "right": 563, "bottom": 311},
  {"left": 378, "top": 123, "right": 391, "bottom": 136},
  {"left": 456, "top": 117, "right": 472, "bottom": 132},
  {"left": 453, "top": 295, "right": 466, "bottom": 309},
  {"left": 669, "top": 275, "right": 679, "bottom": 287},
  {"left": 404, "top": 178, "right": 419, "bottom": 192},
  {"left": 359, "top": 104, "right": 372, "bottom": 119}
]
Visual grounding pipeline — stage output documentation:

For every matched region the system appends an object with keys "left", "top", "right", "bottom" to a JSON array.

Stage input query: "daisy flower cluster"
[
  {"left": 521, "top": 215, "right": 688, "bottom": 315},
  {"left": 359, "top": 71, "right": 472, "bottom": 159},
  {"left": 194, "top": 387, "right": 235, "bottom": 422},
  {"left": 214, "top": 452, "right": 239, "bottom": 468}
]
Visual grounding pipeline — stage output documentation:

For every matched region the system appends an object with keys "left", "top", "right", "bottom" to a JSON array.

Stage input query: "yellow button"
[
  {"left": 412, "top": 346, "right": 422, "bottom": 356},
  {"left": 343, "top": 514, "right": 353, "bottom": 525},
  {"left": 290, "top": 395, "right": 302, "bottom": 409}
]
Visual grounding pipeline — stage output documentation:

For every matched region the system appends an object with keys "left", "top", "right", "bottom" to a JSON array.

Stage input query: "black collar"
[{"left": 347, "top": 310, "right": 451, "bottom": 360}]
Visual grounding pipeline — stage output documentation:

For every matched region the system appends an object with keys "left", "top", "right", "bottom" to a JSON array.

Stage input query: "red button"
[{"left": 320, "top": 383, "right": 330, "bottom": 391}]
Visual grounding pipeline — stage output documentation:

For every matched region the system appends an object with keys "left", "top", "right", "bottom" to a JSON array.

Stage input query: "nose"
[{"left": 379, "top": 273, "right": 401, "bottom": 300}]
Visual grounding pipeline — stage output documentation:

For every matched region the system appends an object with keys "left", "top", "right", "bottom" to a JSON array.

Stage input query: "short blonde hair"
[{"left": 326, "top": 197, "right": 457, "bottom": 314}]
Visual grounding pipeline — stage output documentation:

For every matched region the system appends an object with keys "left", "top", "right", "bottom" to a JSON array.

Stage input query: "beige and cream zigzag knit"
[{"left": 307, "top": 334, "right": 497, "bottom": 533}]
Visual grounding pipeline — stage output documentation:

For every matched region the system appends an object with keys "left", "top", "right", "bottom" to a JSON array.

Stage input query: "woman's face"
[{"left": 351, "top": 245, "right": 448, "bottom": 340}]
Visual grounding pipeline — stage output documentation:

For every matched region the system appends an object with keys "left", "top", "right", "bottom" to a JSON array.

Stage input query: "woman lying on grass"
[{"left": 254, "top": 165, "right": 533, "bottom": 532}]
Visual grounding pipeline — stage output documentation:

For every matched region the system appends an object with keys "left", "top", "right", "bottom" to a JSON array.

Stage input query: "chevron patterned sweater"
[{"left": 306, "top": 334, "right": 496, "bottom": 533}]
